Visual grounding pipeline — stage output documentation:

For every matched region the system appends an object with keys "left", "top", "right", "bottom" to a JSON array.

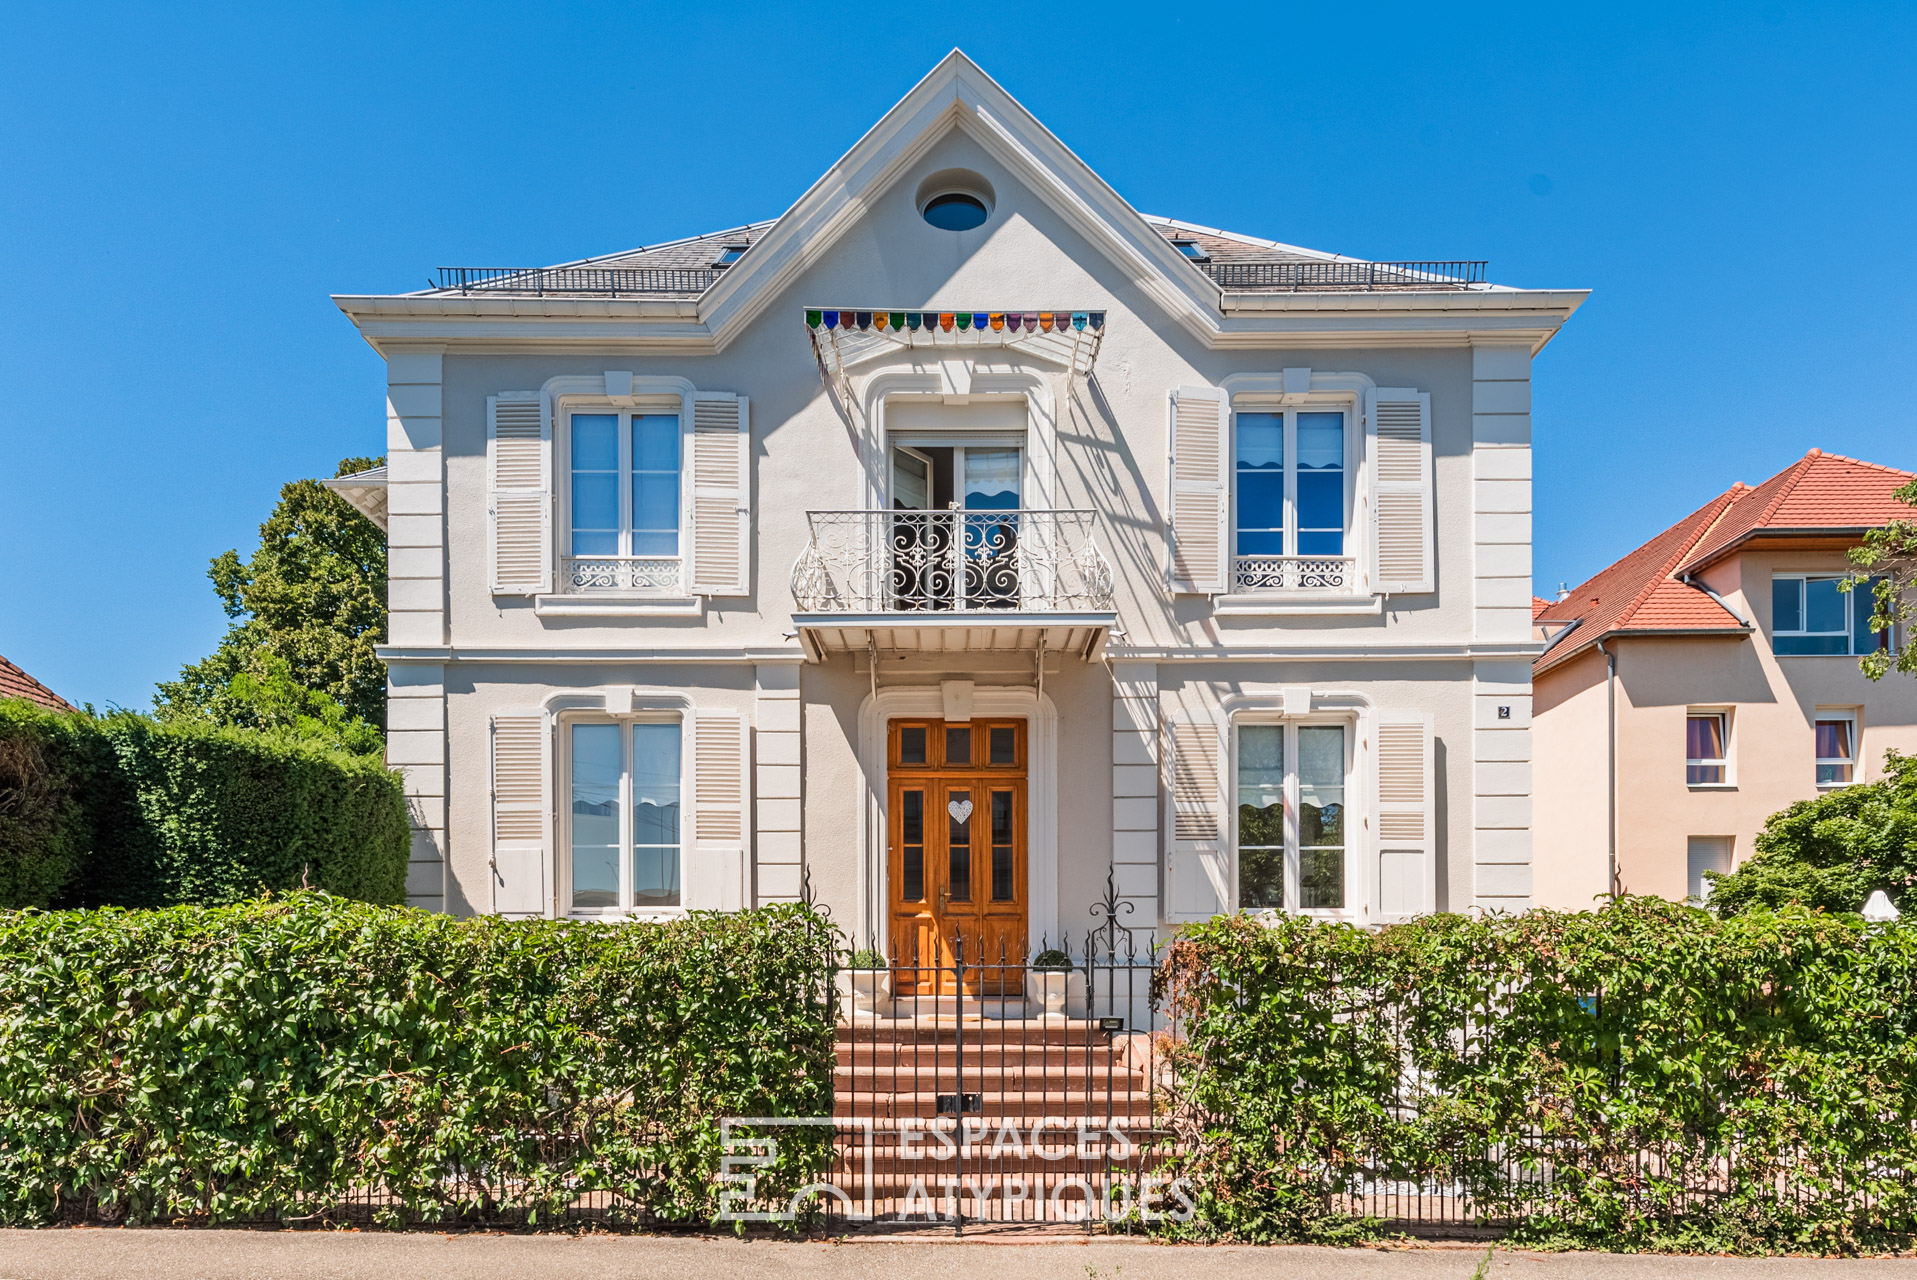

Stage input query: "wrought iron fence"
[
  {"left": 1202, "top": 260, "right": 1487, "bottom": 291},
  {"left": 560, "top": 555, "right": 683, "bottom": 594},
  {"left": 433, "top": 266, "right": 722, "bottom": 295},
  {"left": 1232, "top": 554, "right": 1360, "bottom": 593},
  {"left": 790, "top": 509, "right": 1115, "bottom": 614}
]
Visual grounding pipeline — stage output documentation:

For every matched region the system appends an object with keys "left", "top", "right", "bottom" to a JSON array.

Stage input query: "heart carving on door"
[{"left": 947, "top": 798, "right": 974, "bottom": 824}]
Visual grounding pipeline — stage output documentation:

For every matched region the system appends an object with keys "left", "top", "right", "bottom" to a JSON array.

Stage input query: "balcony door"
[
  {"left": 887, "top": 718, "right": 1028, "bottom": 994},
  {"left": 887, "top": 444, "right": 1022, "bottom": 610}
]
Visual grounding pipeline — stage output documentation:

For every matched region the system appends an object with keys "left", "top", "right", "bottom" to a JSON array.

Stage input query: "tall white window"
[
  {"left": 1687, "top": 836, "right": 1733, "bottom": 903},
  {"left": 1235, "top": 723, "right": 1348, "bottom": 912},
  {"left": 1814, "top": 713, "right": 1856, "bottom": 787},
  {"left": 569, "top": 411, "right": 681, "bottom": 559},
  {"left": 568, "top": 720, "right": 682, "bottom": 914},
  {"left": 1234, "top": 410, "right": 1346, "bottom": 560},
  {"left": 1772, "top": 574, "right": 1888, "bottom": 656}
]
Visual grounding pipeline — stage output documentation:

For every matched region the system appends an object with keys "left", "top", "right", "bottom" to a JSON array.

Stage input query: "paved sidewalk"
[{"left": 2, "top": 1232, "right": 1915, "bottom": 1280}]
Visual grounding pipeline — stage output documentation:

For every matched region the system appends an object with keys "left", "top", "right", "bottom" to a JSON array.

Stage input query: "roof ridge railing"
[
  {"left": 433, "top": 266, "right": 723, "bottom": 295},
  {"left": 1201, "top": 260, "right": 1487, "bottom": 290}
]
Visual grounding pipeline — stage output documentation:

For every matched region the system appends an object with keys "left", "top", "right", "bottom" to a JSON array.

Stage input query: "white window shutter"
[
  {"left": 689, "top": 394, "right": 750, "bottom": 596},
  {"left": 1372, "top": 710, "right": 1435, "bottom": 922},
  {"left": 1168, "top": 387, "right": 1228, "bottom": 594},
  {"left": 488, "top": 393, "right": 551, "bottom": 594},
  {"left": 490, "top": 713, "right": 551, "bottom": 917},
  {"left": 688, "top": 710, "right": 747, "bottom": 909},
  {"left": 1164, "top": 717, "right": 1228, "bottom": 922},
  {"left": 1371, "top": 389, "right": 1433, "bottom": 594}
]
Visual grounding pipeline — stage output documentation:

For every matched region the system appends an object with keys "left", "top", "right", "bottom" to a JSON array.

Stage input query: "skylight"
[
  {"left": 711, "top": 245, "right": 749, "bottom": 268},
  {"left": 1172, "top": 239, "right": 1210, "bottom": 262}
]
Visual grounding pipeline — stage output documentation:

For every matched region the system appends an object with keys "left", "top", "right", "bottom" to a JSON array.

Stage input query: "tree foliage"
[
  {"left": 1848, "top": 476, "right": 1917, "bottom": 681},
  {"left": 1707, "top": 751, "right": 1917, "bottom": 918},
  {"left": 156, "top": 458, "right": 386, "bottom": 746},
  {"left": 0, "top": 897, "right": 836, "bottom": 1229}
]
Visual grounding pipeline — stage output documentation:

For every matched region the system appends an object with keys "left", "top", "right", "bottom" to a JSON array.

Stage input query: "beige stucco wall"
[{"left": 1533, "top": 548, "right": 1917, "bottom": 908}]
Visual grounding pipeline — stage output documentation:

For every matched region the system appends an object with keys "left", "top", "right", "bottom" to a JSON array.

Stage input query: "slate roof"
[
  {"left": 415, "top": 217, "right": 1475, "bottom": 298},
  {"left": 0, "top": 653, "right": 72, "bottom": 712},
  {"left": 1534, "top": 450, "right": 1914, "bottom": 675}
]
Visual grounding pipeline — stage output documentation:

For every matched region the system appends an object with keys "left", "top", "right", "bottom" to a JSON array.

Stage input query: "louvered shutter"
[
  {"left": 688, "top": 710, "right": 747, "bottom": 909},
  {"left": 488, "top": 393, "right": 551, "bottom": 594},
  {"left": 1164, "top": 717, "right": 1228, "bottom": 922},
  {"left": 1168, "top": 387, "right": 1228, "bottom": 594},
  {"left": 1371, "top": 389, "right": 1433, "bottom": 594},
  {"left": 1372, "top": 710, "right": 1435, "bottom": 922},
  {"left": 491, "top": 713, "right": 551, "bottom": 917},
  {"left": 689, "top": 394, "right": 750, "bottom": 596}
]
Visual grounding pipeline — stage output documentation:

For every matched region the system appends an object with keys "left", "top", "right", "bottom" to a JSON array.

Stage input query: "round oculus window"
[{"left": 922, "top": 191, "right": 989, "bottom": 232}]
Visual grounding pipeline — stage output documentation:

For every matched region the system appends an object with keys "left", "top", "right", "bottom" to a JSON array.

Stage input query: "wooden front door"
[{"left": 887, "top": 718, "right": 1028, "bottom": 994}]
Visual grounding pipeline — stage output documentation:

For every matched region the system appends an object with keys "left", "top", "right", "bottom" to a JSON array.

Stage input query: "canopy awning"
[{"left": 806, "top": 308, "right": 1106, "bottom": 384}]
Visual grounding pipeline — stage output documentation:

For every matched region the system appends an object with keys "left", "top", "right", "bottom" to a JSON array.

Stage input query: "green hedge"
[
  {"left": 1157, "top": 897, "right": 1917, "bottom": 1253},
  {"left": 0, "top": 896, "right": 836, "bottom": 1227},
  {"left": 0, "top": 702, "right": 406, "bottom": 908}
]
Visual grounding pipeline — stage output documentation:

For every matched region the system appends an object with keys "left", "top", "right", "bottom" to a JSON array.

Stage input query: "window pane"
[
  {"left": 630, "top": 529, "right": 678, "bottom": 556},
  {"left": 1772, "top": 577, "right": 1802, "bottom": 633},
  {"left": 1296, "top": 471, "right": 1342, "bottom": 532},
  {"left": 1236, "top": 413, "right": 1283, "bottom": 469},
  {"left": 1815, "top": 719, "right": 1853, "bottom": 760},
  {"left": 901, "top": 790, "right": 924, "bottom": 902},
  {"left": 572, "top": 474, "right": 618, "bottom": 534},
  {"left": 963, "top": 449, "right": 1021, "bottom": 510},
  {"left": 1236, "top": 470, "right": 1285, "bottom": 528},
  {"left": 632, "top": 472, "right": 679, "bottom": 534},
  {"left": 1298, "top": 726, "right": 1345, "bottom": 911},
  {"left": 632, "top": 414, "right": 680, "bottom": 471},
  {"left": 1775, "top": 633, "right": 1850, "bottom": 656},
  {"left": 1237, "top": 529, "right": 1286, "bottom": 556},
  {"left": 1295, "top": 413, "right": 1343, "bottom": 469},
  {"left": 571, "top": 723, "right": 621, "bottom": 909},
  {"left": 1854, "top": 577, "right": 1884, "bottom": 655},
  {"left": 989, "top": 726, "right": 1016, "bottom": 764},
  {"left": 1687, "top": 836, "right": 1733, "bottom": 902},
  {"left": 571, "top": 414, "right": 619, "bottom": 469},
  {"left": 1297, "top": 530, "right": 1344, "bottom": 556},
  {"left": 947, "top": 789, "right": 972, "bottom": 902},
  {"left": 1237, "top": 726, "right": 1284, "bottom": 806},
  {"left": 1686, "top": 715, "right": 1724, "bottom": 761},
  {"left": 990, "top": 790, "right": 1014, "bottom": 902},
  {"left": 1237, "top": 726, "right": 1284, "bottom": 910},
  {"left": 1238, "top": 846, "right": 1284, "bottom": 910},
  {"left": 1805, "top": 577, "right": 1846, "bottom": 633},
  {"left": 631, "top": 724, "right": 680, "bottom": 905},
  {"left": 945, "top": 726, "right": 971, "bottom": 765},
  {"left": 900, "top": 726, "right": 927, "bottom": 765}
]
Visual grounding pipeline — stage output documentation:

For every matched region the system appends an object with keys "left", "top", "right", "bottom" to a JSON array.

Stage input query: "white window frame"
[
  {"left": 1771, "top": 573, "right": 1879, "bottom": 657},
  {"left": 559, "top": 397, "right": 688, "bottom": 589},
  {"left": 1227, "top": 397, "right": 1360, "bottom": 598},
  {"left": 1814, "top": 710, "right": 1858, "bottom": 789},
  {"left": 1685, "top": 707, "right": 1733, "bottom": 789},
  {"left": 1230, "top": 715, "right": 1358, "bottom": 920},
  {"left": 556, "top": 711, "right": 689, "bottom": 920}
]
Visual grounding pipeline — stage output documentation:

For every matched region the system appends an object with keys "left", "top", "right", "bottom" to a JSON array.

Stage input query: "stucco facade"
[
  {"left": 1534, "top": 492, "right": 1917, "bottom": 909},
  {"left": 337, "top": 54, "right": 1584, "bottom": 948}
]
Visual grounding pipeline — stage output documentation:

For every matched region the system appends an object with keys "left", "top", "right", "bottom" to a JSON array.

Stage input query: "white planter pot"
[
  {"left": 1030, "top": 970, "right": 1070, "bottom": 1021},
  {"left": 848, "top": 970, "right": 887, "bottom": 1015}
]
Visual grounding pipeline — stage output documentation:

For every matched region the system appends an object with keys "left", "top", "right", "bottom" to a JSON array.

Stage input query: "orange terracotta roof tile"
[
  {"left": 1536, "top": 449, "right": 1914, "bottom": 675},
  {"left": 0, "top": 653, "right": 72, "bottom": 712},
  {"left": 1531, "top": 595, "right": 1553, "bottom": 619}
]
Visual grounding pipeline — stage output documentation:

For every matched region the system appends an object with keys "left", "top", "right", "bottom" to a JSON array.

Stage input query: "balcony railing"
[
  {"left": 1201, "top": 260, "right": 1486, "bottom": 291},
  {"left": 792, "top": 510, "right": 1114, "bottom": 614},
  {"left": 434, "top": 266, "right": 721, "bottom": 295},
  {"left": 1233, "top": 555, "right": 1361, "bottom": 594},
  {"left": 561, "top": 555, "right": 683, "bottom": 594}
]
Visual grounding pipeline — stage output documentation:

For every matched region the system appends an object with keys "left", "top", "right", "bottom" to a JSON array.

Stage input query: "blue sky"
[{"left": 2, "top": 3, "right": 1913, "bottom": 709}]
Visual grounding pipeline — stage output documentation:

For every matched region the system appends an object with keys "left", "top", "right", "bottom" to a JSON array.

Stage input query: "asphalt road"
[{"left": 2, "top": 1233, "right": 1915, "bottom": 1280}]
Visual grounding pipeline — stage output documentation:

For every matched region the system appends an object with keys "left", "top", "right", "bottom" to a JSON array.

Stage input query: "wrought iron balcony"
[
  {"left": 792, "top": 510, "right": 1114, "bottom": 614},
  {"left": 561, "top": 555, "right": 684, "bottom": 594},
  {"left": 1232, "top": 555, "right": 1362, "bottom": 594}
]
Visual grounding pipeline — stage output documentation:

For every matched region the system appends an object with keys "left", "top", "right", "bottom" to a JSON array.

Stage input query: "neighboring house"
[
  {"left": 331, "top": 52, "right": 1585, "bottom": 957},
  {"left": 0, "top": 653, "right": 73, "bottom": 712},
  {"left": 1533, "top": 450, "right": 1917, "bottom": 909}
]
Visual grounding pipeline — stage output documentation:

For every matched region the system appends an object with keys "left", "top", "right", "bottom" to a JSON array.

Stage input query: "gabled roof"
[
  {"left": 1534, "top": 449, "right": 1914, "bottom": 675},
  {"left": 0, "top": 653, "right": 72, "bottom": 712},
  {"left": 1677, "top": 449, "right": 1915, "bottom": 572},
  {"left": 336, "top": 50, "right": 1586, "bottom": 355},
  {"left": 322, "top": 464, "right": 389, "bottom": 532}
]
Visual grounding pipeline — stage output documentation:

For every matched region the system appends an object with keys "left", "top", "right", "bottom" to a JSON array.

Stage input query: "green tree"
[
  {"left": 1847, "top": 477, "right": 1917, "bottom": 680},
  {"left": 1708, "top": 751, "right": 1917, "bottom": 917},
  {"left": 156, "top": 458, "right": 386, "bottom": 748}
]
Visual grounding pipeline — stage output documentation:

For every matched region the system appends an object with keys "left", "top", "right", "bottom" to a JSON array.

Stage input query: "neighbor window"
[
  {"left": 1236, "top": 723, "right": 1348, "bottom": 912},
  {"left": 569, "top": 410, "right": 681, "bottom": 560},
  {"left": 568, "top": 720, "right": 682, "bottom": 914},
  {"left": 711, "top": 245, "right": 748, "bottom": 267},
  {"left": 1815, "top": 714, "right": 1856, "bottom": 787},
  {"left": 1687, "top": 836, "right": 1733, "bottom": 903},
  {"left": 1686, "top": 711, "right": 1728, "bottom": 785},
  {"left": 1234, "top": 410, "right": 1347, "bottom": 581},
  {"left": 1172, "top": 239, "right": 1210, "bottom": 261},
  {"left": 1772, "top": 574, "right": 1888, "bottom": 656}
]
